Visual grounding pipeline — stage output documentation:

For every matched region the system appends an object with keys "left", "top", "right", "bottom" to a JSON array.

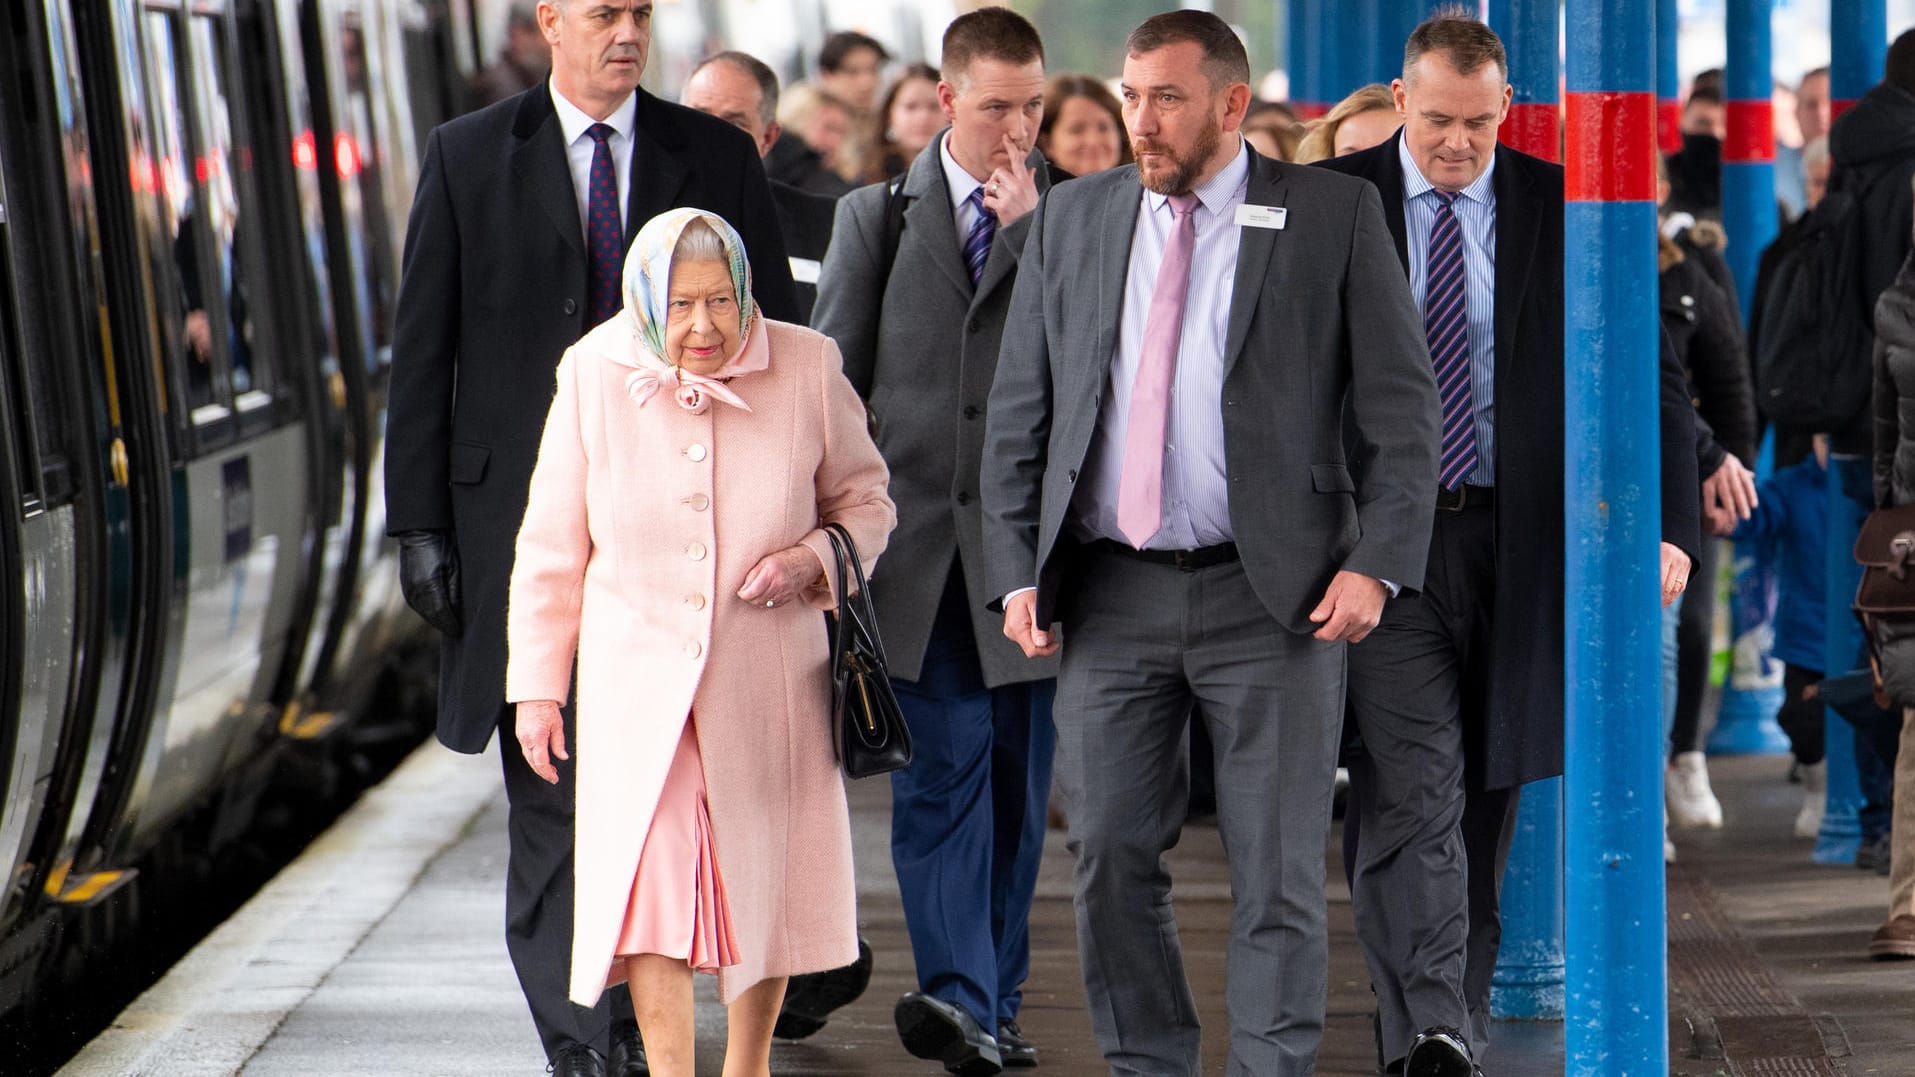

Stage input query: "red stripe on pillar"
[
  {"left": 1723, "top": 100, "right": 1774, "bottom": 162},
  {"left": 1296, "top": 102, "right": 1329, "bottom": 120},
  {"left": 1832, "top": 98, "right": 1858, "bottom": 122},
  {"left": 1565, "top": 91, "right": 1657, "bottom": 202},
  {"left": 1656, "top": 99, "right": 1683, "bottom": 155},
  {"left": 1500, "top": 103, "right": 1561, "bottom": 162}
]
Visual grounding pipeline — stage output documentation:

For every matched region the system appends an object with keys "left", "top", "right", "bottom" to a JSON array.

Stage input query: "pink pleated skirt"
[{"left": 610, "top": 717, "right": 739, "bottom": 977}]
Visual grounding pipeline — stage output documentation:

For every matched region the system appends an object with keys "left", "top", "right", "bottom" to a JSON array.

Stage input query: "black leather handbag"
[{"left": 823, "top": 522, "right": 913, "bottom": 778}]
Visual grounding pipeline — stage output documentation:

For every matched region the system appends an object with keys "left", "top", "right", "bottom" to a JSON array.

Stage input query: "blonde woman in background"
[{"left": 1294, "top": 83, "right": 1400, "bottom": 163}]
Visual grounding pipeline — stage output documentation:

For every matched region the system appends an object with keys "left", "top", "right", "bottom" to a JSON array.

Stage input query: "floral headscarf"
[{"left": 610, "top": 208, "right": 769, "bottom": 413}]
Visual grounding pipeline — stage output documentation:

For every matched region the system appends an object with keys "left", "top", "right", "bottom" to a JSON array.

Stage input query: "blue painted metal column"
[
  {"left": 1320, "top": 0, "right": 1351, "bottom": 104},
  {"left": 1483, "top": 0, "right": 1566, "bottom": 1025},
  {"left": 1720, "top": 0, "right": 1775, "bottom": 316},
  {"left": 1830, "top": 0, "right": 1888, "bottom": 119},
  {"left": 1810, "top": 0, "right": 1889, "bottom": 866},
  {"left": 1564, "top": 0, "right": 1668, "bottom": 1069},
  {"left": 1656, "top": 0, "right": 1683, "bottom": 155},
  {"left": 1709, "top": 0, "right": 1793, "bottom": 759},
  {"left": 1347, "top": 0, "right": 1382, "bottom": 87},
  {"left": 1290, "top": 0, "right": 1324, "bottom": 118}
]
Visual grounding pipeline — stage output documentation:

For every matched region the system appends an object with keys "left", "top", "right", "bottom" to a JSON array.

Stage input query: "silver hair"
[{"left": 671, "top": 217, "right": 729, "bottom": 264}]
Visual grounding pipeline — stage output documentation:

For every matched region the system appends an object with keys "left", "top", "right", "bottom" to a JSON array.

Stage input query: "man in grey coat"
[
  {"left": 982, "top": 12, "right": 1439, "bottom": 1075},
  {"left": 811, "top": 8, "right": 1061, "bottom": 1074}
]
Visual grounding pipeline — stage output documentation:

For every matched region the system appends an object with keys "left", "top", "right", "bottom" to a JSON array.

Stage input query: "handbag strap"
[{"left": 823, "top": 521, "right": 889, "bottom": 664}]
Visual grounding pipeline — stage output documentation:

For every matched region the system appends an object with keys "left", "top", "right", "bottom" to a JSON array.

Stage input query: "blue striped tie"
[
  {"left": 962, "top": 188, "right": 996, "bottom": 286},
  {"left": 1425, "top": 190, "right": 1478, "bottom": 490}
]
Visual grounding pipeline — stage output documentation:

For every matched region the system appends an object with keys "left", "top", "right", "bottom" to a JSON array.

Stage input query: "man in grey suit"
[
  {"left": 812, "top": 8, "right": 1061, "bottom": 1074},
  {"left": 981, "top": 12, "right": 1439, "bottom": 1075}
]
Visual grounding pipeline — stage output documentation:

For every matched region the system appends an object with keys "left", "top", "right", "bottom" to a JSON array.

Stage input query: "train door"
[
  {"left": 290, "top": 0, "right": 417, "bottom": 708},
  {"left": 0, "top": 12, "right": 88, "bottom": 928}
]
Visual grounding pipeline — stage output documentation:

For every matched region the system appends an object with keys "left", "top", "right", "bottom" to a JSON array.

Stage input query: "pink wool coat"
[{"left": 504, "top": 318, "right": 895, "bottom": 1006}]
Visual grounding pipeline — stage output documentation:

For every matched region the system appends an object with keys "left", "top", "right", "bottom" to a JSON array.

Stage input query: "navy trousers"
[{"left": 889, "top": 564, "right": 1056, "bottom": 1028}]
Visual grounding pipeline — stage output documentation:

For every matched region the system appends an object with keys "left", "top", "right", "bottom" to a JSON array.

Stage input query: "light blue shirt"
[
  {"left": 1071, "top": 140, "right": 1250, "bottom": 549},
  {"left": 1399, "top": 136, "right": 1497, "bottom": 487},
  {"left": 550, "top": 82, "right": 636, "bottom": 239}
]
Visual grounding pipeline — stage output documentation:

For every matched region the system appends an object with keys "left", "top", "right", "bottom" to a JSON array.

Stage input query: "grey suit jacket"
[
  {"left": 812, "top": 134, "right": 1062, "bottom": 687},
  {"left": 981, "top": 151, "right": 1440, "bottom": 634}
]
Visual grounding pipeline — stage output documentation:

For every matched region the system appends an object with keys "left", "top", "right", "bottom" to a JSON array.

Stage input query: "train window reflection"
[{"left": 335, "top": 18, "right": 395, "bottom": 367}]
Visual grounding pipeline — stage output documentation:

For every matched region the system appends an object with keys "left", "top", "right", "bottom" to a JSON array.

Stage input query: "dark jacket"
[
  {"left": 765, "top": 131, "right": 854, "bottom": 198},
  {"left": 1660, "top": 229, "right": 1757, "bottom": 473},
  {"left": 1830, "top": 82, "right": 1915, "bottom": 323},
  {"left": 770, "top": 179, "right": 838, "bottom": 325},
  {"left": 1665, "top": 132, "right": 1722, "bottom": 219},
  {"left": 1870, "top": 254, "right": 1915, "bottom": 701},
  {"left": 1320, "top": 133, "right": 1700, "bottom": 789},
  {"left": 384, "top": 86, "right": 797, "bottom": 752}
]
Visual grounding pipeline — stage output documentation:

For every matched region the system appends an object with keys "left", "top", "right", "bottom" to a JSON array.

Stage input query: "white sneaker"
[
  {"left": 1666, "top": 751, "right": 1724, "bottom": 829},
  {"left": 1793, "top": 761, "right": 1826, "bottom": 839}
]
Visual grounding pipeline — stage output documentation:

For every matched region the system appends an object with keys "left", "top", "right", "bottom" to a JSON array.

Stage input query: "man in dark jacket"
[
  {"left": 683, "top": 51, "right": 840, "bottom": 324},
  {"left": 1869, "top": 252, "right": 1915, "bottom": 961},
  {"left": 1832, "top": 33, "right": 1915, "bottom": 335}
]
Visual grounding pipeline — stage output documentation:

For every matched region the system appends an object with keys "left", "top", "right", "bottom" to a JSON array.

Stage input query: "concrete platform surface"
[{"left": 55, "top": 743, "right": 1912, "bottom": 1076}]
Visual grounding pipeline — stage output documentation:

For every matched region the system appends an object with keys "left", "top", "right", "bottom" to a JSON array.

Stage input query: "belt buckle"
[
  {"left": 1172, "top": 549, "right": 1193, "bottom": 572},
  {"left": 1437, "top": 485, "right": 1466, "bottom": 512}
]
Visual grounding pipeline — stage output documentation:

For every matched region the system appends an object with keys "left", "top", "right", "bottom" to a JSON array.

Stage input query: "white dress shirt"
[
  {"left": 940, "top": 132, "right": 988, "bottom": 236},
  {"left": 1070, "top": 139, "right": 1250, "bottom": 549},
  {"left": 1399, "top": 136, "right": 1497, "bottom": 486},
  {"left": 550, "top": 82, "right": 637, "bottom": 239}
]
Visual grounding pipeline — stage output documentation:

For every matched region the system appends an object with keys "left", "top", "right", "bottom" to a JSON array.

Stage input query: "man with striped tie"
[
  {"left": 811, "top": 8, "right": 1065, "bottom": 1073},
  {"left": 1319, "top": 13, "right": 1698, "bottom": 1076}
]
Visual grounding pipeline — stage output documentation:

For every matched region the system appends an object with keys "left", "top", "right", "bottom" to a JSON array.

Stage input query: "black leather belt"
[
  {"left": 1090, "top": 538, "right": 1240, "bottom": 571},
  {"left": 1435, "top": 484, "right": 1495, "bottom": 511}
]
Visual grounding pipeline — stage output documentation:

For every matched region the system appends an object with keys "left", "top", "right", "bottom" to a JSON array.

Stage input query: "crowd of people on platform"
[{"left": 398, "top": 3, "right": 1915, "bottom": 1076}]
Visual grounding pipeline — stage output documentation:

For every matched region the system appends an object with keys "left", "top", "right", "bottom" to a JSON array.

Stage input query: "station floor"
[{"left": 55, "top": 745, "right": 1914, "bottom": 1076}]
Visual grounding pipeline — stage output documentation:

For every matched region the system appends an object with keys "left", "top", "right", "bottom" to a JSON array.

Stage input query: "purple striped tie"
[
  {"left": 962, "top": 188, "right": 996, "bottom": 286},
  {"left": 585, "top": 123, "right": 622, "bottom": 326},
  {"left": 1425, "top": 190, "right": 1478, "bottom": 491}
]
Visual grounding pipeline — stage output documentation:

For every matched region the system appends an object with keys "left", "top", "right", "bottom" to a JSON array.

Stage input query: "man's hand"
[
  {"left": 184, "top": 310, "right": 212, "bottom": 361},
  {"left": 1001, "top": 590, "right": 1060, "bottom": 658},
  {"left": 1702, "top": 455, "right": 1758, "bottom": 536},
  {"left": 982, "top": 135, "right": 1040, "bottom": 226},
  {"left": 1308, "top": 571, "right": 1388, "bottom": 642},
  {"left": 397, "top": 529, "right": 463, "bottom": 637},
  {"left": 1660, "top": 541, "right": 1691, "bottom": 608},
  {"left": 514, "top": 700, "right": 567, "bottom": 785}
]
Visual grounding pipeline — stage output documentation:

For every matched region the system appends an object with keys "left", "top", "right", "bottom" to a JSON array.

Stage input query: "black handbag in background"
[{"left": 823, "top": 522, "right": 912, "bottom": 778}]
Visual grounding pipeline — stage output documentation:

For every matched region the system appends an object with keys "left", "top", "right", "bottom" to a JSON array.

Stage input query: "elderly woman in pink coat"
[{"left": 505, "top": 208, "right": 894, "bottom": 1077}]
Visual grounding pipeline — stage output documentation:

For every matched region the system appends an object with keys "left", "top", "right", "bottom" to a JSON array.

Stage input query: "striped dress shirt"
[{"left": 1398, "top": 136, "right": 1498, "bottom": 487}]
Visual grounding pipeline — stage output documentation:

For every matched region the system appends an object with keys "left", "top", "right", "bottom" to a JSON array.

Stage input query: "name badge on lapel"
[{"left": 1235, "top": 204, "right": 1288, "bottom": 230}]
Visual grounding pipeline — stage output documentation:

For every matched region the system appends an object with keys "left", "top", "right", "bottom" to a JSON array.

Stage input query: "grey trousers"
[{"left": 1053, "top": 547, "right": 1346, "bottom": 1077}]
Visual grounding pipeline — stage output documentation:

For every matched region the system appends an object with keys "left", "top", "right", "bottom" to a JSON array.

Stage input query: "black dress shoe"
[
  {"left": 1405, "top": 1027, "right": 1476, "bottom": 1077},
  {"left": 608, "top": 1027, "right": 648, "bottom": 1077},
  {"left": 995, "top": 1018, "right": 1038, "bottom": 1067},
  {"left": 776, "top": 936, "right": 875, "bottom": 1039},
  {"left": 547, "top": 1043, "right": 607, "bottom": 1077},
  {"left": 894, "top": 992, "right": 1002, "bottom": 1075}
]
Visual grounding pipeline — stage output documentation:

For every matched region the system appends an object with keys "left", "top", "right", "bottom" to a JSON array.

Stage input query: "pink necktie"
[{"left": 1117, "top": 192, "right": 1200, "bottom": 548}]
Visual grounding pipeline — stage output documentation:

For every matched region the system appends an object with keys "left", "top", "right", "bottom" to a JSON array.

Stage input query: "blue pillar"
[
  {"left": 1320, "top": 0, "right": 1350, "bottom": 103},
  {"left": 1720, "top": 0, "right": 1775, "bottom": 316},
  {"left": 1816, "top": 457, "right": 1869, "bottom": 864},
  {"left": 1829, "top": 0, "right": 1888, "bottom": 117},
  {"left": 1290, "top": 0, "right": 1323, "bottom": 116},
  {"left": 1565, "top": 0, "right": 1668, "bottom": 1068},
  {"left": 1707, "top": 0, "right": 1793, "bottom": 760},
  {"left": 1487, "top": 0, "right": 1561, "bottom": 161},
  {"left": 1491, "top": 778, "right": 1565, "bottom": 1019},
  {"left": 1656, "top": 0, "right": 1682, "bottom": 154},
  {"left": 1483, "top": 0, "right": 1566, "bottom": 1024}
]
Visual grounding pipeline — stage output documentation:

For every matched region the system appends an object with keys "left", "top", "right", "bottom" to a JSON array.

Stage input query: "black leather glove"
[{"left": 397, "top": 529, "right": 463, "bottom": 638}]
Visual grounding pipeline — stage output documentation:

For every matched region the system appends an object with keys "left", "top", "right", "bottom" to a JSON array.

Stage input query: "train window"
[
  {"left": 139, "top": 8, "right": 234, "bottom": 444},
  {"left": 336, "top": 18, "right": 396, "bottom": 369},
  {"left": 0, "top": 151, "right": 74, "bottom": 507},
  {"left": 183, "top": 14, "right": 278, "bottom": 429},
  {"left": 0, "top": 192, "right": 41, "bottom": 503}
]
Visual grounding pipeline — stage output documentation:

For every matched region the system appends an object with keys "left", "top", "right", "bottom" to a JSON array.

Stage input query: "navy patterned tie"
[
  {"left": 585, "top": 123, "right": 622, "bottom": 326},
  {"left": 962, "top": 187, "right": 997, "bottom": 286},
  {"left": 1425, "top": 189, "right": 1478, "bottom": 490}
]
